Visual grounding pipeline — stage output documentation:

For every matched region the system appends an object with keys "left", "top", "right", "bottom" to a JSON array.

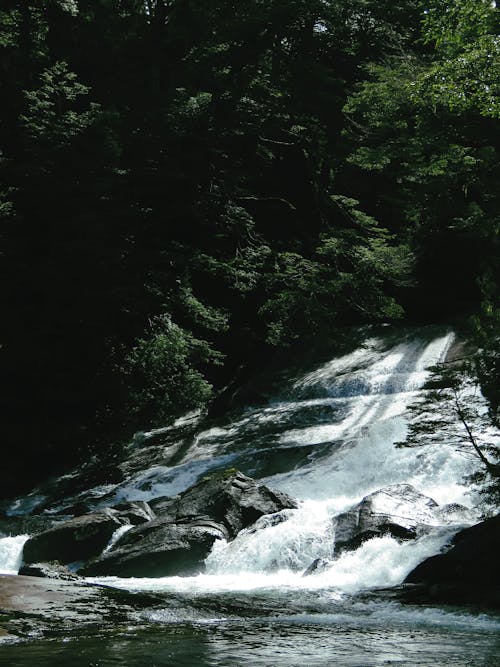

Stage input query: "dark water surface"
[{"left": 2, "top": 615, "right": 500, "bottom": 667}]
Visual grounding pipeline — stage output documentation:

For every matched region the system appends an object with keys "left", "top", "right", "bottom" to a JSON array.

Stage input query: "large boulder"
[
  {"left": 21, "top": 509, "right": 127, "bottom": 565},
  {"left": 81, "top": 517, "right": 228, "bottom": 577},
  {"left": 82, "top": 469, "right": 297, "bottom": 577},
  {"left": 153, "top": 468, "right": 297, "bottom": 539},
  {"left": 21, "top": 500, "right": 157, "bottom": 566},
  {"left": 404, "top": 514, "right": 500, "bottom": 607},
  {"left": 333, "top": 484, "right": 442, "bottom": 553}
]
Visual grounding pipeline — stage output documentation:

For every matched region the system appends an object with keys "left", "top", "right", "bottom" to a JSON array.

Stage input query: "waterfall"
[
  {"left": 0, "top": 535, "right": 29, "bottom": 574},
  {"left": 259, "top": 331, "right": 474, "bottom": 506},
  {"left": 4, "top": 329, "right": 494, "bottom": 591},
  {"left": 3, "top": 328, "right": 500, "bottom": 666},
  {"left": 85, "top": 328, "right": 493, "bottom": 596}
]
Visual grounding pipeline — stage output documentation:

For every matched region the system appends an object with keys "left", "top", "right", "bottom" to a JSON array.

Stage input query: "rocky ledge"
[
  {"left": 20, "top": 470, "right": 297, "bottom": 579},
  {"left": 402, "top": 514, "right": 500, "bottom": 608},
  {"left": 302, "top": 483, "right": 475, "bottom": 576}
]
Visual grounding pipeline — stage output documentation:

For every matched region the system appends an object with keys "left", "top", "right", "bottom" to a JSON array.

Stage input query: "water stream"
[{"left": 2, "top": 327, "right": 500, "bottom": 665}]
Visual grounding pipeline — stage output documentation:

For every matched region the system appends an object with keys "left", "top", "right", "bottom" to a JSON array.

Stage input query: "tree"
[
  {"left": 342, "top": 0, "right": 500, "bottom": 417},
  {"left": 123, "top": 316, "right": 219, "bottom": 427},
  {"left": 4, "top": 0, "right": 491, "bottom": 496},
  {"left": 419, "top": 0, "right": 500, "bottom": 118},
  {"left": 400, "top": 359, "right": 500, "bottom": 506}
]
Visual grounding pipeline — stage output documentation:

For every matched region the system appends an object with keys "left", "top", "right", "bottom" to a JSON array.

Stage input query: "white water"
[
  {"left": 0, "top": 535, "right": 29, "bottom": 574},
  {"left": 102, "top": 524, "right": 133, "bottom": 554},
  {"left": 4, "top": 330, "right": 496, "bottom": 612},
  {"left": 85, "top": 330, "right": 497, "bottom": 602}
]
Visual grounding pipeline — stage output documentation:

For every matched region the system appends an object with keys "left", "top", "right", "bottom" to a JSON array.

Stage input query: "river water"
[{"left": 1, "top": 327, "right": 500, "bottom": 665}]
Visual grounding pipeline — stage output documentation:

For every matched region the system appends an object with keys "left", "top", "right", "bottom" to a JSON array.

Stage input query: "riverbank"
[{"left": 0, "top": 574, "right": 163, "bottom": 643}]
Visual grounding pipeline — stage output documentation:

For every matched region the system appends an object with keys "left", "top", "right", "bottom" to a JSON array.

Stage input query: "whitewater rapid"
[
  {"left": 0, "top": 535, "right": 28, "bottom": 575},
  {"left": 82, "top": 329, "right": 491, "bottom": 597},
  {"left": 2, "top": 329, "right": 496, "bottom": 600}
]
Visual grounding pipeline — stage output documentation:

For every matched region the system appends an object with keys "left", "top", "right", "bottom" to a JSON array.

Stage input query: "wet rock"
[
  {"left": 81, "top": 517, "right": 228, "bottom": 577},
  {"left": 0, "top": 514, "right": 61, "bottom": 538},
  {"left": 302, "top": 557, "right": 331, "bottom": 577},
  {"left": 18, "top": 561, "right": 81, "bottom": 581},
  {"left": 111, "top": 501, "right": 156, "bottom": 525},
  {"left": 0, "top": 574, "right": 162, "bottom": 641},
  {"left": 21, "top": 508, "right": 127, "bottom": 565},
  {"left": 404, "top": 514, "right": 500, "bottom": 607},
  {"left": 151, "top": 468, "right": 297, "bottom": 539},
  {"left": 333, "top": 484, "right": 440, "bottom": 553},
  {"left": 21, "top": 500, "right": 158, "bottom": 567},
  {"left": 81, "top": 470, "right": 297, "bottom": 577}
]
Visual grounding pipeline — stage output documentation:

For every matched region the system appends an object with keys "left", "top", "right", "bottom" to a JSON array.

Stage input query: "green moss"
[{"left": 201, "top": 467, "right": 240, "bottom": 483}]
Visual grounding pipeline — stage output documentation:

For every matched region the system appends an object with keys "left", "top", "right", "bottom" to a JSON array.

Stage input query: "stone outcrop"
[
  {"left": 21, "top": 509, "right": 128, "bottom": 565},
  {"left": 301, "top": 485, "right": 476, "bottom": 580},
  {"left": 333, "top": 484, "right": 445, "bottom": 553},
  {"left": 19, "top": 470, "right": 297, "bottom": 578},
  {"left": 404, "top": 514, "right": 500, "bottom": 607},
  {"left": 81, "top": 469, "right": 297, "bottom": 577},
  {"left": 151, "top": 469, "right": 297, "bottom": 539},
  {"left": 81, "top": 517, "right": 228, "bottom": 577}
]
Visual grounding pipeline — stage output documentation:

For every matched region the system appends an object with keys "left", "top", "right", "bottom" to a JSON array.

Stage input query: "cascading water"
[
  {"left": 0, "top": 535, "right": 29, "bottom": 575},
  {"left": 82, "top": 329, "right": 490, "bottom": 598},
  {"left": 1, "top": 329, "right": 486, "bottom": 584},
  {"left": 2, "top": 328, "right": 500, "bottom": 665}
]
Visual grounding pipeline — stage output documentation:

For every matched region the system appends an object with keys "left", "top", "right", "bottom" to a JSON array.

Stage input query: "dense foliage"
[{"left": 1, "top": 0, "right": 498, "bottom": 493}]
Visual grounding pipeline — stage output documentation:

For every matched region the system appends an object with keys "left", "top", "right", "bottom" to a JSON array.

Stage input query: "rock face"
[
  {"left": 0, "top": 574, "right": 163, "bottom": 642},
  {"left": 164, "top": 468, "right": 297, "bottom": 539},
  {"left": 404, "top": 514, "right": 500, "bottom": 606},
  {"left": 333, "top": 484, "right": 441, "bottom": 553},
  {"left": 82, "top": 517, "right": 228, "bottom": 577},
  {"left": 301, "top": 486, "right": 474, "bottom": 576},
  {"left": 82, "top": 470, "right": 297, "bottom": 577},
  {"left": 111, "top": 501, "right": 156, "bottom": 525},
  {"left": 22, "top": 509, "right": 128, "bottom": 565}
]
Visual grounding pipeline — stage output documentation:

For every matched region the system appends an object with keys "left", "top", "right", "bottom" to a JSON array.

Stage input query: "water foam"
[
  {"left": 102, "top": 524, "right": 133, "bottom": 554},
  {"left": 89, "top": 330, "right": 493, "bottom": 604},
  {"left": 0, "top": 535, "right": 28, "bottom": 574},
  {"left": 87, "top": 529, "right": 457, "bottom": 597}
]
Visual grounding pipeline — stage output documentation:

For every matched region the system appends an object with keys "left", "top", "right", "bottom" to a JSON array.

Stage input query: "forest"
[{"left": 1, "top": 0, "right": 499, "bottom": 496}]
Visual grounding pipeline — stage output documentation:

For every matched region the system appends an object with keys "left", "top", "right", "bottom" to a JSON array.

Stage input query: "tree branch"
[{"left": 453, "top": 388, "right": 500, "bottom": 476}]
